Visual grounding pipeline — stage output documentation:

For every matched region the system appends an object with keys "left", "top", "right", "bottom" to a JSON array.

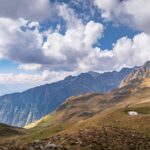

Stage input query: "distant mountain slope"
[
  {"left": 120, "top": 61, "right": 150, "bottom": 87},
  {"left": 0, "top": 68, "right": 133, "bottom": 127}
]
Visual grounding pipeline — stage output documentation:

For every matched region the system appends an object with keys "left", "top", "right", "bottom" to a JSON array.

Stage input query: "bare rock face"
[{"left": 120, "top": 61, "right": 150, "bottom": 88}]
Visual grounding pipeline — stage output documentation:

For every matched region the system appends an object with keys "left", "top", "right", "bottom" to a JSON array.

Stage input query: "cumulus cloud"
[
  {"left": 0, "top": 70, "right": 72, "bottom": 85},
  {"left": 19, "top": 64, "right": 42, "bottom": 71},
  {"left": 0, "top": 0, "right": 150, "bottom": 93},
  {"left": 0, "top": 0, "right": 51, "bottom": 21},
  {"left": 96, "top": 32, "right": 150, "bottom": 71},
  {"left": 1, "top": 31, "right": 150, "bottom": 94},
  {"left": 0, "top": 70, "right": 75, "bottom": 95},
  {"left": 113, "top": 33, "right": 150, "bottom": 67},
  {"left": 94, "top": 0, "right": 150, "bottom": 69},
  {"left": 94, "top": 0, "right": 119, "bottom": 20},
  {"left": 94, "top": 0, "right": 150, "bottom": 33},
  {"left": 57, "top": 4, "right": 82, "bottom": 28},
  {"left": 0, "top": 18, "right": 48, "bottom": 64},
  {"left": 0, "top": 3, "right": 150, "bottom": 75},
  {"left": 84, "top": 21, "right": 103, "bottom": 47},
  {"left": 0, "top": 5, "right": 104, "bottom": 72},
  {"left": 42, "top": 20, "right": 104, "bottom": 71}
]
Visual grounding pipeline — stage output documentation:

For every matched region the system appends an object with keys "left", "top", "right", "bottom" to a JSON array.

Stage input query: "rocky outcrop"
[{"left": 120, "top": 61, "right": 150, "bottom": 87}]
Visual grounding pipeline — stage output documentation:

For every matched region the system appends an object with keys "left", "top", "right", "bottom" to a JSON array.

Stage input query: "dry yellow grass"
[{"left": 141, "top": 78, "right": 150, "bottom": 87}]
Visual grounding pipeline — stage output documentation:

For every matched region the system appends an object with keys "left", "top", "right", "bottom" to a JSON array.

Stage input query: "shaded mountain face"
[
  {"left": 0, "top": 68, "right": 133, "bottom": 127},
  {"left": 120, "top": 61, "right": 150, "bottom": 87}
]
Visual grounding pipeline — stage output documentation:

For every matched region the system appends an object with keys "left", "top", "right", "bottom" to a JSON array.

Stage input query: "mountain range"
[
  {"left": 0, "top": 61, "right": 149, "bottom": 150},
  {"left": 0, "top": 67, "right": 133, "bottom": 127}
]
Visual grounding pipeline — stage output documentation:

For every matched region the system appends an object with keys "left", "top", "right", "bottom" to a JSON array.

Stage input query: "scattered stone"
[
  {"left": 34, "top": 140, "right": 40, "bottom": 143},
  {"left": 28, "top": 146, "right": 35, "bottom": 150},
  {"left": 128, "top": 111, "right": 138, "bottom": 116},
  {"left": 43, "top": 143, "right": 57, "bottom": 150},
  {"left": 0, "top": 146, "right": 9, "bottom": 150}
]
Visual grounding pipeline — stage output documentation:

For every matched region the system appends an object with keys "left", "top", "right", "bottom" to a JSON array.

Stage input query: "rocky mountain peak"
[
  {"left": 143, "top": 61, "right": 150, "bottom": 70},
  {"left": 120, "top": 61, "right": 150, "bottom": 87}
]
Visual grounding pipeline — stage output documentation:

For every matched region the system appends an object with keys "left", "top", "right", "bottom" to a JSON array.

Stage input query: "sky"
[{"left": 0, "top": 0, "right": 150, "bottom": 95}]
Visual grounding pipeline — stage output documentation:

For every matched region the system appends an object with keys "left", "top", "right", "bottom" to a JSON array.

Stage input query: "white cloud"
[
  {"left": 42, "top": 20, "right": 104, "bottom": 71},
  {"left": 0, "top": 5, "right": 104, "bottom": 73},
  {"left": 0, "top": 70, "right": 71, "bottom": 85},
  {"left": 57, "top": 4, "right": 82, "bottom": 28},
  {"left": 0, "top": 0, "right": 51, "bottom": 21},
  {"left": 0, "top": 1, "right": 150, "bottom": 94},
  {"left": 3, "top": 30, "right": 150, "bottom": 88},
  {"left": 84, "top": 21, "right": 103, "bottom": 48},
  {"left": 94, "top": 0, "right": 150, "bottom": 33},
  {"left": 93, "top": 32, "right": 150, "bottom": 71},
  {"left": 19, "top": 64, "right": 42, "bottom": 71},
  {"left": 113, "top": 32, "right": 150, "bottom": 67},
  {"left": 54, "top": 0, "right": 150, "bottom": 72},
  {"left": 94, "top": 0, "right": 119, "bottom": 20},
  {"left": 0, "top": 70, "right": 73, "bottom": 95},
  {"left": 0, "top": 4, "right": 150, "bottom": 75},
  {"left": 0, "top": 18, "right": 47, "bottom": 64},
  {"left": 1, "top": 30, "right": 150, "bottom": 94}
]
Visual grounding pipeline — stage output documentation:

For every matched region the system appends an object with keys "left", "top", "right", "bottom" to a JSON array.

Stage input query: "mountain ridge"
[
  {"left": 120, "top": 61, "right": 150, "bottom": 87},
  {"left": 0, "top": 67, "right": 133, "bottom": 127}
]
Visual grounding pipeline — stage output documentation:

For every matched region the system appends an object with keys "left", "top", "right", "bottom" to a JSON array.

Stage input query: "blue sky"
[
  {"left": 0, "top": 60, "right": 17, "bottom": 73},
  {"left": 0, "top": 0, "right": 150, "bottom": 95}
]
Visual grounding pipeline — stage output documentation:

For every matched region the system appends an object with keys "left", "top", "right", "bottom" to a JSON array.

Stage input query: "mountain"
[
  {"left": 0, "top": 68, "right": 133, "bottom": 127},
  {"left": 120, "top": 61, "right": 150, "bottom": 87},
  {"left": 0, "top": 62, "right": 149, "bottom": 149},
  {"left": 2, "top": 73, "right": 150, "bottom": 149}
]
